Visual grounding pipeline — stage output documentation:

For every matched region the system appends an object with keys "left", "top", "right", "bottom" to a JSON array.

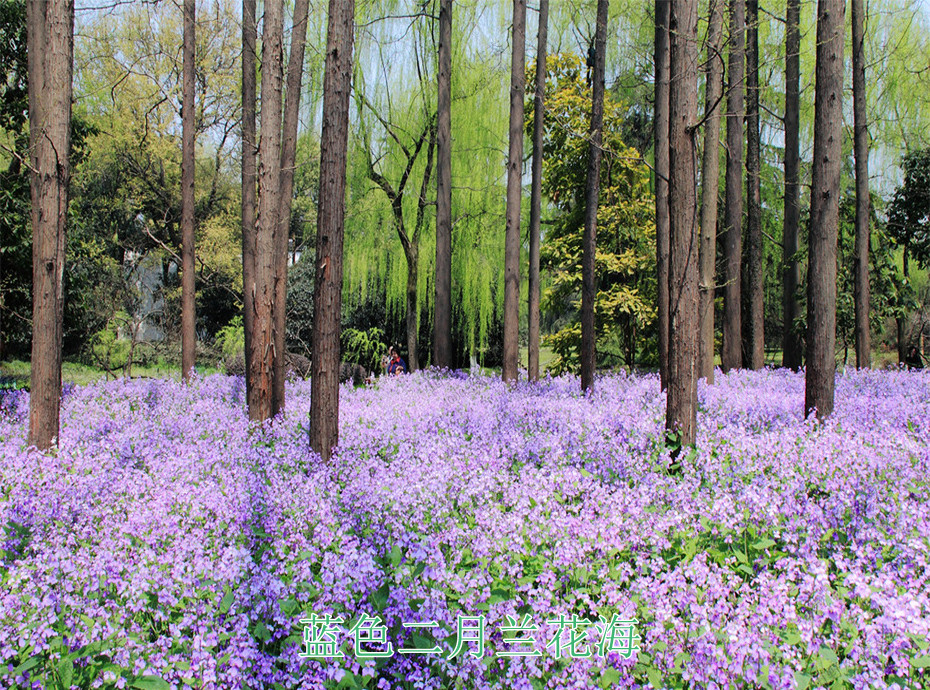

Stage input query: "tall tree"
[
  {"left": 654, "top": 0, "right": 671, "bottom": 390},
  {"left": 309, "top": 0, "right": 355, "bottom": 461},
  {"left": 242, "top": 0, "right": 257, "bottom": 397},
  {"left": 805, "top": 0, "right": 844, "bottom": 419},
  {"left": 744, "top": 0, "right": 763, "bottom": 369},
  {"left": 666, "top": 0, "right": 699, "bottom": 452},
  {"left": 527, "top": 0, "right": 548, "bottom": 382},
  {"left": 699, "top": 0, "right": 724, "bottom": 383},
  {"left": 180, "top": 0, "right": 196, "bottom": 380},
  {"left": 433, "top": 0, "right": 452, "bottom": 370},
  {"left": 272, "top": 0, "right": 311, "bottom": 414},
  {"left": 722, "top": 0, "right": 744, "bottom": 373},
  {"left": 852, "top": 0, "right": 871, "bottom": 368},
  {"left": 580, "top": 0, "right": 609, "bottom": 392},
  {"left": 502, "top": 0, "right": 525, "bottom": 384},
  {"left": 27, "top": 0, "right": 74, "bottom": 450},
  {"left": 248, "top": 0, "right": 285, "bottom": 421},
  {"left": 782, "top": 0, "right": 802, "bottom": 370}
]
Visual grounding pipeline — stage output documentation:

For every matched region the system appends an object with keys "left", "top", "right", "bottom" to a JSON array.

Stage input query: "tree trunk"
[
  {"left": 722, "top": 0, "right": 744, "bottom": 373},
  {"left": 655, "top": 0, "right": 671, "bottom": 390},
  {"left": 805, "top": 0, "right": 844, "bottom": 420},
  {"left": 433, "top": 0, "right": 453, "bottom": 370},
  {"left": 699, "top": 0, "right": 724, "bottom": 383},
  {"left": 502, "top": 0, "right": 525, "bottom": 384},
  {"left": 744, "top": 0, "right": 763, "bottom": 369},
  {"left": 782, "top": 0, "right": 802, "bottom": 371},
  {"left": 310, "top": 0, "right": 355, "bottom": 461},
  {"left": 666, "top": 0, "right": 699, "bottom": 452},
  {"left": 27, "top": 0, "right": 74, "bottom": 451},
  {"left": 852, "top": 0, "right": 871, "bottom": 369},
  {"left": 527, "top": 0, "right": 548, "bottom": 382},
  {"left": 249, "top": 0, "right": 285, "bottom": 422},
  {"left": 580, "top": 0, "right": 609, "bottom": 393},
  {"left": 181, "top": 0, "right": 196, "bottom": 381},
  {"left": 273, "top": 0, "right": 311, "bottom": 415},
  {"left": 242, "top": 0, "right": 257, "bottom": 393},
  {"left": 405, "top": 244, "right": 419, "bottom": 371}
]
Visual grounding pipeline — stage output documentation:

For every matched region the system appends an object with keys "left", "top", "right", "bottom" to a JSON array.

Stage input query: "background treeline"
[{"left": 2, "top": 0, "right": 929, "bottom": 375}]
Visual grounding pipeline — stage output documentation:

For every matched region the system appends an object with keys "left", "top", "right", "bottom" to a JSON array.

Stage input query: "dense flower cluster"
[{"left": 1, "top": 368, "right": 928, "bottom": 689}]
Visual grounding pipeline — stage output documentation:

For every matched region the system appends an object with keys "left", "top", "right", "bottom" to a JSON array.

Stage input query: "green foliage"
[
  {"left": 528, "top": 54, "right": 655, "bottom": 375},
  {"left": 887, "top": 148, "right": 930, "bottom": 268},
  {"left": 216, "top": 316, "right": 245, "bottom": 358},
  {"left": 341, "top": 327, "right": 386, "bottom": 372},
  {"left": 90, "top": 313, "right": 133, "bottom": 376}
]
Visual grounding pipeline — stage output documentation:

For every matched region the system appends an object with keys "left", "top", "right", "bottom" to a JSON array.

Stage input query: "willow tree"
[
  {"left": 310, "top": 0, "right": 355, "bottom": 461},
  {"left": 805, "top": 0, "right": 844, "bottom": 419},
  {"left": 502, "top": 0, "right": 526, "bottom": 383},
  {"left": 27, "top": 0, "right": 74, "bottom": 450},
  {"left": 722, "top": 0, "right": 744, "bottom": 373},
  {"left": 180, "top": 0, "right": 196, "bottom": 380},
  {"left": 699, "top": 0, "right": 724, "bottom": 382},
  {"left": 433, "top": 0, "right": 452, "bottom": 370}
]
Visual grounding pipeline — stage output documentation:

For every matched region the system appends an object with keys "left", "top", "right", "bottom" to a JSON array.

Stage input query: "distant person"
[
  {"left": 380, "top": 347, "right": 392, "bottom": 376},
  {"left": 387, "top": 346, "right": 407, "bottom": 375},
  {"left": 905, "top": 344, "right": 924, "bottom": 370}
]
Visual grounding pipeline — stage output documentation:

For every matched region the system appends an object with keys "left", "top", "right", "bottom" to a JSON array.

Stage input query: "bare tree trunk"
[
  {"left": 805, "top": 0, "right": 844, "bottom": 419},
  {"left": 272, "top": 0, "right": 311, "bottom": 415},
  {"left": 181, "top": 0, "right": 196, "bottom": 381},
  {"left": 405, "top": 245, "right": 419, "bottom": 370},
  {"left": 852, "top": 0, "right": 871, "bottom": 369},
  {"left": 655, "top": 0, "right": 671, "bottom": 390},
  {"left": 782, "top": 0, "right": 802, "bottom": 371},
  {"left": 242, "top": 0, "right": 257, "bottom": 393},
  {"left": 310, "top": 0, "right": 355, "bottom": 461},
  {"left": 249, "top": 0, "right": 285, "bottom": 422},
  {"left": 502, "top": 0, "right": 525, "bottom": 384},
  {"left": 744, "top": 0, "right": 763, "bottom": 369},
  {"left": 722, "top": 0, "right": 744, "bottom": 373},
  {"left": 699, "top": 0, "right": 724, "bottom": 383},
  {"left": 580, "top": 0, "right": 609, "bottom": 393},
  {"left": 527, "top": 0, "right": 548, "bottom": 382},
  {"left": 666, "top": 0, "right": 699, "bottom": 453},
  {"left": 433, "top": 0, "right": 453, "bottom": 370},
  {"left": 27, "top": 0, "right": 73, "bottom": 451}
]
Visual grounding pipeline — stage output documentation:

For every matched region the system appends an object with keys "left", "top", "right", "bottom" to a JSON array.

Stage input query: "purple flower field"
[{"left": 1, "top": 369, "right": 929, "bottom": 690}]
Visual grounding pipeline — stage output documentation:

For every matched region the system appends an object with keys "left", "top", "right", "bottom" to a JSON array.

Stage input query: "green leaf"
[
  {"left": 130, "top": 676, "right": 172, "bottom": 690},
  {"left": 646, "top": 667, "right": 663, "bottom": 688},
  {"left": 57, "top": 658, "right": 73, "bottom": 689},
  {"left": 794, "top": 672, "right": 812, "bottom": 690},
  {"left": 753, "top": 538, "right": 776, "bottom": 550},
  {"left": 390, "top": 545, "right": 402, "bottom": 568},
  {"left": 219, "top": 588, "right": 235, "bottom": 614},
  {"left": 912, "top": 655, "right": 930, "bottom": 669},
  {"left": 12, "top": 656, "right": 41, "bottom": 677},
  {"left": 599, "top": 668, "right": 620, "bottom": 688}
]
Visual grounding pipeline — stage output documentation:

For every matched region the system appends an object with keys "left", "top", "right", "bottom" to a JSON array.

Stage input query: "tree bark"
[
  {"left": 527, "top": 0, "right": 548, "bottom": 382},
  {"left": 181, "top": 0, "right": 196, "bottom": 381},
  {"left": 27, "top": 0, "right": 74, "bottom": 451},
  {"left": 852, "top": 0, "right": 871, "bottom": 369},
  {"left": 805, "top": 0, "right": 844, "bottom": 419},
  {"left": 273, "top": 0, "right": 311, "bottom": 415},
  {"left": 580, "top": 0, "right": 609, "bottom": 393},
  {"left": 666, "top": 0, "right": 699, "bottom": 451},
  {"left": 502, "top": 0, "right": 525, "bottom": 384},
  {"left": 655, "top": 0, "right": 671, "bottom": 390},
  {"left": 433, "top": 0, "right": 453, "bottom": 370},
  {"left": 722, "top": 0, "right": 744, "bottom": 373},
  {"left": 242, "top": 0, "right": 257, "bottom": 393},
  {"left": 782, "top": 0, "right": 802, "bottom": 371},
  {"left": 699, "top": 0, "right": 724, "bottom": 383},
  {"left": 744, "top": 0, "right": 763, "bottom": 369},
  {"left": 249, "top": 0, "right": 285, "bottom": 422},
  {"left": 310, "top": 0, "right": 355, "bottom": 461}
]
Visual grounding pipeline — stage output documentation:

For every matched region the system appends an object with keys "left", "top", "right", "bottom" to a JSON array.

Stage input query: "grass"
[{"left": 0, "top": 359, "right": 224, "bottom": 388}]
